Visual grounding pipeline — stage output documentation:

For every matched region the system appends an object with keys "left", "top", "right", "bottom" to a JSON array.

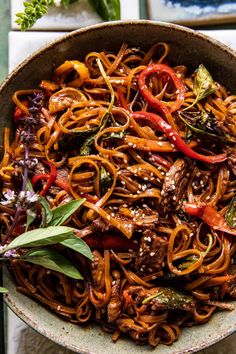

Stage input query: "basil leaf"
[
  {"left": 193, "top": 64, "right": 217, "bottom": 102},
  {"left": 225, "top": 194, "right": 236, "bottom": 228},
  {"left": 100, "top": 166, "right": 113, "bottom": 196},
  {"left": 102, "top": 131, "right": 125, "bottom": 141},
  {"left": 0, "top": 287, "right": 8, "bottom": 293},
  {"left": 142, "top": 287, "right": 193, "bottom": 309},
  {"left": 49, "top": 199, "right": 85, "bottom": 226},
  {"left": 179, "top": 110, "right": 236, "bottom": 143},
  {"left": 61, "top": 236, "right": 92, "bottom": 260},
  {"left": 80, "top": 134, "right": 96, "bottom": 156},
  {"left": 89, "top": 0, "right": 120, "bottom": 21},
  {"left": 39, "top": 196, "right": 53, "bottom": 227},
  {"left": 21, "top": 248, "right": 83, "bottom": 279},
  {"left": 26, "top": 178, "right": 37, "bottom": 230},
  {"left": 79, "top": 114, "right": 112, "bottom": 156},
  {"left": 26, "top": 178, "right": 33, "bottom": 192},
  {"left": 2, "top": 226, "right": 74, "bottom": 253}
]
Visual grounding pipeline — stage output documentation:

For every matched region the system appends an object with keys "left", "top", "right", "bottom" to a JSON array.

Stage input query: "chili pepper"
[
  {"left": 138, "top": 63, "right": 185, "bottom": 130},
  {"left": 132, "top": 111, "right": 227, "bottom": 164},
  {"left": 84, "top": 233, "right": 140, "bottom": 251},
  {"left": 184, "top": 202, "right": 236, "bottom": 236}
]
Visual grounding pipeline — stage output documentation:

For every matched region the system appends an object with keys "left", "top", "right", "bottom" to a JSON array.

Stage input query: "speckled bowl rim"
[{"left": 2, "top": 20, "right": 236, "bottom": 354}]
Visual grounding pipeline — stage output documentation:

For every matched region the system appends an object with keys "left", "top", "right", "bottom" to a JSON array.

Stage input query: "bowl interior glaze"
[{"left": 1, "top": 20, "right": 236, "bottom": 354}]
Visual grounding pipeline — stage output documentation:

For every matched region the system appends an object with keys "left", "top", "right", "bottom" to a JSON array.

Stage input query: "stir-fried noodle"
[{"left": 1, "top": 42, "right": 236, "bottom": 346}]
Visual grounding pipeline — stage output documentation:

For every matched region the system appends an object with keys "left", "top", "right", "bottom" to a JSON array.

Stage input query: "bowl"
[{"left": 1, "top": 20, "right": 236, "bottom": 354}]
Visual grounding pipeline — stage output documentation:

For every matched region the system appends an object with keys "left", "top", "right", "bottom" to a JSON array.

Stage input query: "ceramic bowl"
[{"left": 1, "top": 20, "right": 236, "bottom": 354}]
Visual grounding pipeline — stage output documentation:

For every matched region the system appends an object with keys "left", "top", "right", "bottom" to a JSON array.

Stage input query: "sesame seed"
[{"left": 107, "top": 215, "right": 111, "bottom": 220}]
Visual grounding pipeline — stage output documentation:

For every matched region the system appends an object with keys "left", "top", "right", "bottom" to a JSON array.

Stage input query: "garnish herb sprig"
[
  {"left": 16, "top": 0, "right": 121, "bottom": 31},
  {"left": 2, "top": 93, "right": 44, "bottom": 245},
  {"left": 0, "top": 93, "right": 92, "bottom": 292}
]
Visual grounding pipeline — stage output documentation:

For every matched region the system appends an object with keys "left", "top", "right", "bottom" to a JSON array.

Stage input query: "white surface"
[
  {"left": 11, "top": 0, "right": 139, "bottom": 30},
  {"left": 7, "top": 28, "right": 236, "bottom": 354}
]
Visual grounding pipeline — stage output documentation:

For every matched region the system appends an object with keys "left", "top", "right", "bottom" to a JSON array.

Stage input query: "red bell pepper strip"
[
  {"left": 138, "top": 63, "right": 185, "bottom": 114},
  {"left": 39, "top": 161, "right": 57, "bottom": 196},
  {"left": 32, "top": 173, "right": 70, "bottom": 193},
  {"left": 31, "top": 161, "right": 57, "bottom": 196},
  {"left": 184, "top": 202, "right": 236, "bottom": 236},
  {"left": 13, "top": 100, "right": 29, "bottom": 123},
  {"left": 131, "top": 111, "right": 227, "bottom": 164},
  {"left": 117, "top": 87, "right": 130, "bottom": 111},
  {"left": 84, "top": 233, "right": 140, "bottom": 251}
]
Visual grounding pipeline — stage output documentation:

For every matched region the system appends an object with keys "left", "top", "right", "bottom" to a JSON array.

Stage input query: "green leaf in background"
[
  {"left": 89, "top": 0, "right": 120, "bottom": 21},
  {"left": 61, "top": 236, "right": 92, "bottom": 260},
  {"left": 16, "top": 0, "right": 52, "bottom": 31},
  {"left": 193, "top": 64, "right": 217, "bottom": 102},
  {"left": 39, "top": 196, "right": 53, "bottom": 227},
  {"left": 0, "top": 287, "right": 8, "bottom": 293},
  {"left": 225, "top": 194, "right": 236, "bottom": 229},
  {"left": 21, "top": 248, "right": 83, "bottom": 279},
  {"left": 49, "top": 199, "right": 85, "bottom": 226},
  {"left": 2, "top": 226, "right": 74, "bottom": 253}
]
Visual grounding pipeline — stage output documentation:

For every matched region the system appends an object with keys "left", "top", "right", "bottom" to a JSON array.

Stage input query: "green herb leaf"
[
  {"left": 100, "top": 166, "right": 113, "bottom": 196},
  {"left": 193, "top": 64, "right": 217, "bottom": 102},
  {"left": 179, "top": 110, "right": 236, "bottom": 143},
  {"left": 225, "top": 194, "right": 236, "bottom": 228},
  {"left": 26, "top": 178, "right": 34, "bottom": 192},
  {"left": 21, "top": 248, "right": 83, "bottom": 279},
  {"left": 0, "top": 287, "right": 8, "bottom": 293},
  {"left": 61, "top": 236, "right": 93, "bottom": 260},
  {"left": 89, "top": 0, "right": 120, "bottom": 21},
  {"left": 79, "top": 113, "right": 113, "bottom": 156},
  {"left": 39, "top": 196, "right": 53, "bottom": 227},
  {"left": 49, "top": 199, "right": 85, "bottom": 226},
  {"left": 26, "top": 179, "right": 37, "bottom": 230},
  {"left": 2, "top": 226, "right": 74, "bottom": 253},
  {"left": 142, "top": 287, "right": 193, "bottom": 309},
  {"left": 80, "top": 134, "right": 96, "bottom": 156}
]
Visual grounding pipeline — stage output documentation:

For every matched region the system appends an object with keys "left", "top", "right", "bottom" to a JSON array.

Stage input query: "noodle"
[{"left": 1, "top": 42, "right": 236, "bottom": 347}]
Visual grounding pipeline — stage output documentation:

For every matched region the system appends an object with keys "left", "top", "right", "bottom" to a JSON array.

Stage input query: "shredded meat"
[
  {"left": 92, "top": 218, "right": 111, "bottom": 233},
  {"left": 135, "top": 230, "right": 167, "bottom": 276},
  {"left": 92, "top": 206, "right": 158, "bottom": 235},
  {"left": 91, "top": 250, "right": 105, "bottom": 290},
  {"left": 225, "top": 264, "right": 236, "bottom": 298},
  {"left": 107, "top": 279, "right": 122, "bottom": 323},
  {"left": 48, "top": 167, "right": 69, "bottom": 195},
  {"left": 161, "top": 158, "right": 191, "bottom": 212},
  {"left": 227, "top": 147, "right": 236, "bottom": 176}
]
